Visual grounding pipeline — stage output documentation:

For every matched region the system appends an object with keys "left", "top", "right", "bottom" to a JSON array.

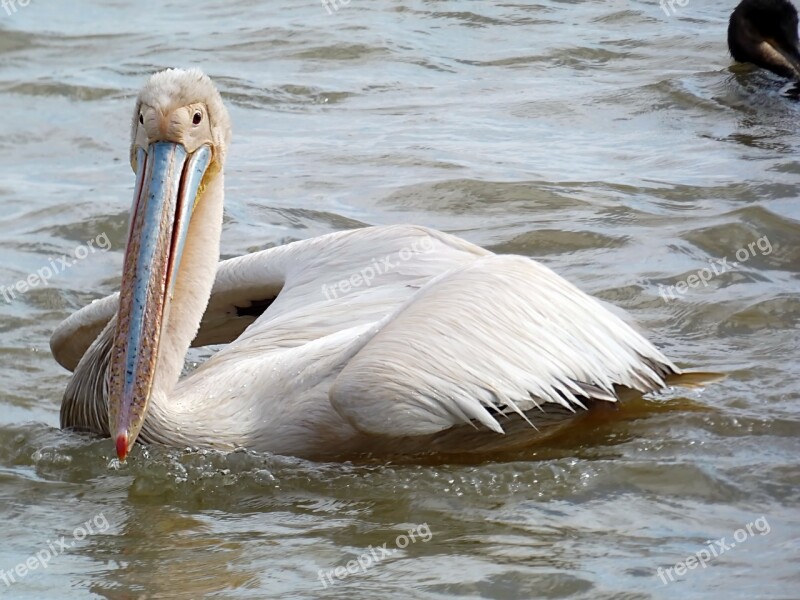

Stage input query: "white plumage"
[{"left": 51, "top": 69, "right": 704, "bottom": 461}]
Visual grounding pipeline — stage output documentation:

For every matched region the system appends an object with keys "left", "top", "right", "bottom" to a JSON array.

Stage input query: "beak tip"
[{"left": 116, "top": 433, "right": 129, "bottom": 462}]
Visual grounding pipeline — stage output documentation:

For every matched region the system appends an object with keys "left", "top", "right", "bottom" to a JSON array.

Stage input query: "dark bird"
[{"left": 728, "top": 0, "right": 800, "bottom": 80}]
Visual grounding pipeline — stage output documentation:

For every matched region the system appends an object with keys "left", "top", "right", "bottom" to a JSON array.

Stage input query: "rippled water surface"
[{"left": 1, "top": 1, "right": 799, "bottom": 598}]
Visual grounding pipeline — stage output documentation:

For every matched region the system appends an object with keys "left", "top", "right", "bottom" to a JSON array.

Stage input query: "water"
[{"left": 1, "top": 0, "right": 798, "bottom": 598}]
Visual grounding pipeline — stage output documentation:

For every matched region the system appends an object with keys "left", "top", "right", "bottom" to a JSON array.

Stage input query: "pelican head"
[
  {"left": 110, "top": 69, "right": 231, "bottom": 460},
  {"left": 728, "top": 0, "right": 800, "bottom": 80}
]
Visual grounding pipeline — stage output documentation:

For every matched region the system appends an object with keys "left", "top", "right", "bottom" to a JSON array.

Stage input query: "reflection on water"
[{"left": 1, "top": 0, "right": 799, "bottom": 598}]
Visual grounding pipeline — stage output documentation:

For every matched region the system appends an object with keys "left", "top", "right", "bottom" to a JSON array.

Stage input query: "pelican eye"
[{"left": 192, "top": 111, "right": 202, "bottom": 125}]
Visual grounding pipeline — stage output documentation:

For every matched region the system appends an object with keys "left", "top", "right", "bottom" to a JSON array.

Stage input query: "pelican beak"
[{"left": 108, "top": 141, "right": 211, "bottom": 461}]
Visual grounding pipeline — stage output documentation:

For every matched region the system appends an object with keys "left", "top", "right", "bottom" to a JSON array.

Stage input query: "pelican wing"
[
  {"left": 51, "top": 225, "right": 488, "bottom": 371},
  {"left": 50, "top": 258, "right": 283, "bottom": 372},
  {"left": 51, "top": 293, "right": 119, "bottom": 372},
  {"left": 50, "top": 280, "right": 278, "bottom": 373},
  {"left": 330, "top": 255, "right": 680, "bottom": 437}
]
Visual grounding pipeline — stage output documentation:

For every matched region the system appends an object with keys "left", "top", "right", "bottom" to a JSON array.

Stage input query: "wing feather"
[
  {"left": 329, "top": 254, "right": 680, "bottom": 437},
  {"left": 50, "top": 225, "right": 487, "bottom": 371}
]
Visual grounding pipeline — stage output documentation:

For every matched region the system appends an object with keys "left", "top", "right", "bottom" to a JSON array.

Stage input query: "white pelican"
[{"left": 51, "top": 69, "right": 715, "bottom": 462}]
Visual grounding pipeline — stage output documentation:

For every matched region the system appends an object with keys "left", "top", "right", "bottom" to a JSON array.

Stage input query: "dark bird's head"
[{"left": 728, "top": 0, "right": 800, "bottom": 80}]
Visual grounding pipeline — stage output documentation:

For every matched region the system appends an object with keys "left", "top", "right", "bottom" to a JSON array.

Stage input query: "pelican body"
[
  {"left": 52, "top": 69, "right": 709, "bottom": 461},
  {"left": 728, "top": 0, "right": 800, "bottom": 80}
]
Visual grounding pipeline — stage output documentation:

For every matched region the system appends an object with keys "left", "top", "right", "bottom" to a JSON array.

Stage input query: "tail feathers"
[{"left": 665, "top": 371, "right": 726, "bottom": 389}]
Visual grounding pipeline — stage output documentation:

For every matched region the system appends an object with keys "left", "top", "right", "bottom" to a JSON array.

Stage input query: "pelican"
[
  {"left": 728, "top": 0, "right": 800, "bottom": 80},
  {"left": 51, "top": 69, "right": 715, "bottom": 462}
]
